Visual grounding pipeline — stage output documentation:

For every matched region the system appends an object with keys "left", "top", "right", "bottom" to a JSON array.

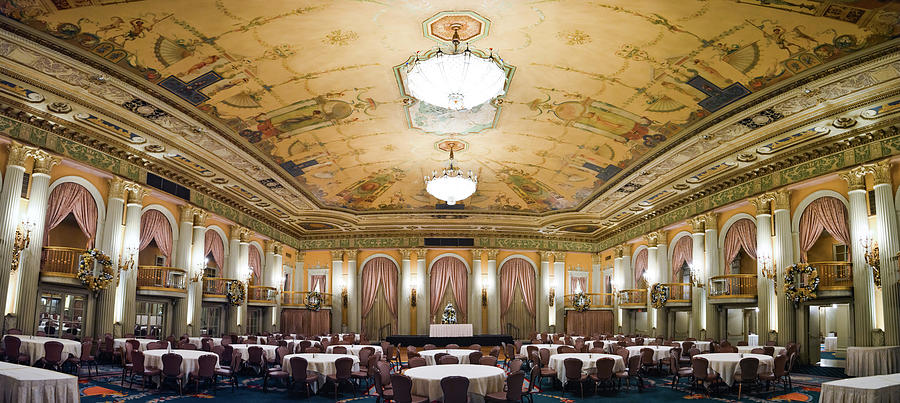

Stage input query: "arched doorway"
[
  {"left": 360, "top": 256, "right": 398, "bottom": 341},
  {"left": 429, "top": 256, "right": 468, "bottom": 323},
  {"left": 499, "top": 257, "right": 536, "bottom": 339}
]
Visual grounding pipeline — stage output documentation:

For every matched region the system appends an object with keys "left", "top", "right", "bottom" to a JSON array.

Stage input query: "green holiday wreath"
[
  {"left": 76, "top": 249, "right": 114, "bottom": 293},
  {"left": 305, "top": 291, "right": 323, "bottom": 311},
  {"left": 650, "top": 283, "right": 668, "bottom": 309},
  {"left": 784, "top": 263, "right": 818, "bottom": 306},
  {"left": 572, "top": 292, "right": 590, "bottom": 312},
  {"left": 225, "top": 280, "right": 245, "bottom": 306}
]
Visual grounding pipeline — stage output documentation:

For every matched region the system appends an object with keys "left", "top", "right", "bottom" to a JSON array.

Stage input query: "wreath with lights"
[
  {"left": 650, "top": 283, "right": 668, "bottom": 309},
  {"left": 572, "top": 292, "right": 590, "bottom": 312},
  {"left": 76, "top": 249, "right": 114, "bottom": 293},
  {"left": 784, "top": 263, "right": 818, "bottom": 306},
  {"left": 225, "top": 280, "right": 245, "bottom": 306},
  {"left": 305, "top": 291, "right": 323, "bottom": 311}
]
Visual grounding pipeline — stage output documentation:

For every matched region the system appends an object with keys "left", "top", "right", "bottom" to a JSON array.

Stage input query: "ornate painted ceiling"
[{"left": 0, "top": 0, "right": 898, "bottom": 240}]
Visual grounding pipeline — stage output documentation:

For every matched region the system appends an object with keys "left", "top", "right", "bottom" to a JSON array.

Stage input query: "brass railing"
[
  {"left": 709, "top": 274, "right": 757, "bottom": 298},
  {"left": 136, "top": 266, "right": 186, "bottom": 291},
  {"left": 662, "top": 283, "right": 692, "bottom": 303},
  {"left": 41, "top": 246, "right": 83, "bottom": 277},
  {"left": 564, "top": 292, "right": 615, "bottom": 308},
  {"left": 618, "top": 289, "right": 648, "bottom": 306},
  {"left": 808, "top": 261, "right": 852, "bottom": 291},
  {"left": 248, "top": 286, "right": 277, "bottom": 303},
  {"left": 282, "top": 291, "right": 333, "bottom": 307},
  {"left": 203, "top": 277, "right": 238, "bottom": 297}
]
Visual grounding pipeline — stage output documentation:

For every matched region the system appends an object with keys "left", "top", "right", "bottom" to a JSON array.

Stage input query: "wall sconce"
[
  {"left": 861, "top": 235, "right": 881, "bottom": 288},
  {"left": 759, "top": 254, "right": 776, "bottom": 294},
  {"left": 10, "top": 220, "right": 33, "bottom": 273},
  {"left": 190, "top": 261, "right": 205, "bottom": 283},
  {"left": 119, "top": 246, "right": 137, "bottom": 272},
  {"left": 340, "top": 274, "right": 348, "bottom": 308},
  {"left": 481, "top": 276, "right": 488, "bottom": 307},
  {"left": 548, "top": 287, "right": 555, "bottom": 306},
  {"left": 689, "top": 267, "right": 705, "bottom": 289},
  {"left": 410, "top": 287, "right": 417, "bottom": 307}
]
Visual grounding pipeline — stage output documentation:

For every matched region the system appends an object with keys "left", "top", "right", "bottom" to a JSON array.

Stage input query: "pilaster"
[
  {"left": 841, "top": 168, "right": 877, "bottom": 346},
  {"left": 0, "top": 142, "right": 31, "bottom": 320},
  {"left": 399, "top": 249, "right": 412, "bottom": 334},
  {"left": 344, "top": 249, "right": 358, "bottom": 333},
  {"left": 870, "top": 161, "right": 900, "bottom": 345},
  {"left": 486, "top": 249, "right": 500, "bottom": 334}
]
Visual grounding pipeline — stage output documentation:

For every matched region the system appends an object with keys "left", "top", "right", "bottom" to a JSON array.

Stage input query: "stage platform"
[{"left": 385, "top": 334, "right": 514, "bottom": 347}]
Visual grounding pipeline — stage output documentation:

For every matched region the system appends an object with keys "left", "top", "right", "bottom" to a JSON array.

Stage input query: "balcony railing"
[
  {"left": 248, "top": 286, "right": 277, "bottom": 303},
  {"left": 136, "top": 266, "right": 186, "bottom": 292},
  {"left": 618, "top": 289, "right": 648, "bottom": 306},
  {"left": 808, "top": 261, "right": 852, "bottom": 291},
  {"left": 41, "top": 246, "right": 82, "bottom": 277},
  {"left": 282, "top": 291, "right": 333, "bottom": 307},
  {"left": 564, "top": 292, "right": 615, "bottom": 309},
  {"left": 662, "top": 283, "right": 692, "bottom": 303},
  {"left": 709, "top": 274, "right": 757, "bottom": 298},
  {"left": 203, "top": 277, "right": 238, "bottom": 297}
]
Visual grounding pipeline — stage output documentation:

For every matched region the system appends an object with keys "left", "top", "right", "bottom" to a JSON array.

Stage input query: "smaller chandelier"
[{"left": 425, "top": 146, "right": 477, "bottom": 205}]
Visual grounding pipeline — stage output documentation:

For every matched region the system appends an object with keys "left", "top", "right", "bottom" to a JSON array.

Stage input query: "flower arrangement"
[
  {"left": 305, "top": 291, "right": 323, "bottom": 311},
  {"left": 76, "top": 249, "right": 114, "bottom": 293},
  {"left": 225, "top": 280, "right": 245, "bottom": 306},
  {"left": 650, "top": 283, "right": 668, "bottom": 309},
  {"left": 572, "top": 292, "right": 590, "bottom": 312},
  {"left": 784, "top": 263, "right": 819, "bottom": 306},
  {"left": 441, "top": 303, "right": 458, "bottom": 324}
]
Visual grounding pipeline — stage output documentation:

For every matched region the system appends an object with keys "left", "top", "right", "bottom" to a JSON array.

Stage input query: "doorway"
[
  {"left": 809, "top": 303, "right": 850, "bottom": 368},
  {"left": 201, "top": 304, "right": 225, "bottom": 337},
  {"left": 134, "top": 300, "right": 168, "bottom": 337}
]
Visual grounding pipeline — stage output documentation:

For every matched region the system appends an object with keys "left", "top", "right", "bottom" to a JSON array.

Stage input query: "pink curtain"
[
  {"left": 360, "top": 257, "right": 398, "bottom": 331},
  {"left": 570, "top": 276, "right": 587, "bottom": 294},
  {"left": 799, "top": 197, "right": 852, "bottom": 262},
  {"left": 430, "top": 256, "right": 468, "bottom": 318},
  {"left": 500, "top": 258, "right": 536, "bottom": 317},
  {"left": 566, "top": 310, "right": 613, "bottom": 336},
  {"left": 671, "top": 236, "right": 693, "bottom": 279},
  {"left": 204, "top": 230, "right": 225, "bottom": 269},
  {"left": 633, "top": 249, "right": 648, "bottom": 286},
  {"left": 43, "top": 182, "right": 98, "bottom": 247},
  {"left": 723, "top": 218, "right": 757, "bottom": 273},
  {"left": 249, "top": 246, "right": 262, "bottom": 282},
  {"left": 138, "top": 210, "right": 172, "bottom": 262},
  {"left": 281, "top": 309, "right": 331, "bottom": 336},
  {"left": 310, "top": 275, "right": 326, "bottom": 292}
]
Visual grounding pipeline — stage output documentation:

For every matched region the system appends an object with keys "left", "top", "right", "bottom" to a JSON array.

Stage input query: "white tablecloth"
[
  {"left": 429, "top": 324, "right": 473, "bottom": 337},
  {"left": 317, "top": 334, "right": 361, "bottom": 342},
  {"left": 4, "top": 336, "right": 82, "bottom": 365},
  {"left": 548, "top": 353, "right": 625, "bottom": 383},
  {"left": 747, "top": 334, "right": 759, "bottom": 346},
  {"left": 520, "top": 344, "right": 566, "bottom": 357},
  {"left": 820, "top": 373, "right": 900, "bottom": 403},
  {"left": 824, "top": 337, "right": 838, "bottom": 352},
  {"left": 846, "top": 346, "right": 900, "bottom": 376},
  {"left": 326, "top": 345, "right": 382, "bottom": 356},
  {"left": 419, "top": 349, "right": 477, "bottom": 365},
  {"left": 230, "top": 344, "right": 279, "bottom": 362},
  {"left": 585, "top": 340, "right": 616, "bottom": 352},
  {"left": 696, "top": 353, "right": 774, "bottom": 386},
  {"left": 187, "top": 337, "right": 222, "bottom": 349},
  {"left": 737, "top": 346, "right": 786, "bottom": 355},
  {"left": 114, "top": 338, "right": 155, "bottom": 352},
  {"left": 674, "top": 341, "right": 711, "bottom": 352},
  {"left": 626, "top": 345, "right": 673, "bottom": 361},
  {"left": 143, "top": 349, "right": 220, "bottom": 381},
  {"left": 282, "top": 353, "right": 359, "bottom": 391},
  {"left": 0, "top": 361, "right": 79, "bottom": 402},
  {"left": 405, "top": 364, "right": 506, "bottom": 401}
]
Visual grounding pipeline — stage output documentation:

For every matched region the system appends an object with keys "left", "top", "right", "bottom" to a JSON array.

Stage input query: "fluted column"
[
  {"left": 842, "top": 169, "right": 877, "bottom": 346},
  {"left": 345, "top": 250, "right": 358, "bottom": 333},
  {"left": 619, "top": 245, "right": 632, "bottom": 334},
  {"left": 271, "top": 244, "right": 283, "bottom": 332},
  {"left": 871, "top": 161, "right": 900, "bottom": 345},
  {"left": 264, "top": 241, "right": 280, "bottom": 333},
  {"left": 539, "top": 251, "right": 551, "bottom": 332},
  {"left": 486, "top": 249, "right": 499, "bottom": 334},
  {"left": 398, "top": 249, "right": 412, "bottom": 334},
  {"left": 591, "top": 253, "right": 602, "bottom": 294},
  {"left": 751, "top": 194, "right": 775, "bottom": 342},
  {"left": 645, "top": 233, "right": 660, "bottom": 334},
  {"left": 99, "top": 178, "right": 126, "bottom": 337},
  {"left": 120, "top": 184, "right": 145, "bottom": 337},
  {"left": 331, "top": 250, "right": 344, "bottom": 333},
  {"left": 657, "top": 232, "right": 669, "bottom": 337},
  {"left": 15, "top": 151, "right": 59, "bottom": 334},
  {"left": 175, "top": 207, "right": 195, "bottom": 333},
  {"left": 771, "top": 190, "right": 796, "bottom": 345},
  {"left": 690, "top": 217, "right": 706, "bottom": 339},
  {"left": 414, "top": 249, "right": 427, "bottom": 334},
  {"left": 552, "top": 252, "right": 566, "bottom": 331},
  {"left": 613, "top": 247, "right": 623, "bottom": 333},
  {"left": 470, "top": 249, "right": 483, "bottom": 334},
  {"left": 185, "top": 210, "right": 206, "bottom": 336},
  {"left": 0, "top": 142, "right": 30, "bottom": 319},
  {"left": 294, "top": 257, "right": 304, "bottom": 292},
  {"left": 224, "top": 226, "right": 241, "bottom": 334},
  {"left": 236, "top": 230, "right": 250, "bottom": 333},
  {"left": 703, "top": 212, "right": 720, "bottom": 339}
]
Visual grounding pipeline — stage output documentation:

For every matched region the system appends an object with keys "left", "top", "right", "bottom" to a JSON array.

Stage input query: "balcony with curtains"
[
  {"left": 805, "top": 261, "right": 853, "bottom": 298},
  {"left": 248, "top": 285, "right": 278, "bottom": 305},
  {"left": 136, "top": 266, "right": 186, "bottom": 297},
  {"left": 202, "top": 277, "right": 239, "bottom": 301},
  {"left": 661, "top": 283, "right": 692, "bottom": 307},
  {"left": 709, "top": 274, "right": 758, "bottom": 304},
  {"left": 618, "top": 289, "right": 647, "bottom": 308}
]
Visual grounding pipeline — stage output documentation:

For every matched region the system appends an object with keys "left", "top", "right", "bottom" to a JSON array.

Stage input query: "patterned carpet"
[{"left": 73, "top": 361, "right": 842, "bottom": 403}]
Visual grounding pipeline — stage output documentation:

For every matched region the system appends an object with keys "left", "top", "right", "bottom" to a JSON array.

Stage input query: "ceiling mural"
[{"left": 1, "top": 0, "right": 897, "bottom": 215}]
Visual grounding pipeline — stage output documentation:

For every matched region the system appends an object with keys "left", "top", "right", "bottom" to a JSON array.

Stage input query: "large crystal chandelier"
[
  {"left": 425, "top": 146, "right": 477, "bottom": 205},
  {"left": 405, "top": 25, "right": 506, "bottom": 110}
]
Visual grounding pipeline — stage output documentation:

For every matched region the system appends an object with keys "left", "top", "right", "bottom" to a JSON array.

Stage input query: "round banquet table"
[
  {"left": 0, "top": 361, "right": 79, "bottom": 402},
  {"left": 187, "top": 337, "right": 222, "bottom": 349},
  {"left": 519, "top": 344, "right": 566, "bottom": 357},
  {"left": 674, "top": 341, "right": 711, "bottom": 352},
  {"left": 405, "top": 364, "right": 506, "bottom": 401},
  {"left": 419, "top": 349, "right": 478, "bottom": 365},
  {"left": 736, "top": 345, "right": 786, "bottom": 355},
  {"left": 585, "top": 340, "right": 616, "bottom": 352},
  {"left": 820, "top": 373, "right": 900, "bottom": 403},
  {"left": 317, "top": 334, "right": 360, "bottom": 342},
  {"left": 548, "top": 353, "right": 626, "bottom": 383},
  {"left": 5, "top": 335, "right": 82, "bottom": 365},
  {"left": 695, "top": 353, "right": 774, "bottom": 386},
  {"left": 114, "top": 338, "right": 156, "bottom": 352},
  {"left": 230, "top": 344, "right": 279, "bottom": 361},
  {"left": 625, "top": 345, "right": 673, "bottom": 361},
  {"left": 846, "top": 346, "right": 900, "bottom": 377},
  {"left": 282, "top": 353, "right": 359, "bottom": 391},
  {"left": 143, "top": 349, "right": 220, "bottom": 381},
  {"left": 326, "top": 344, "right": 383, "bottom": 356}
]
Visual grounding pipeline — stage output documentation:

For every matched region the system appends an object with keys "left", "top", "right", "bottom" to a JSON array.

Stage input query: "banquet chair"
[
  {"left": 489, "top": 346, "right": 501, "bottom": 358},
  {"left": 190, "top": 354, "right": 218, "bottom": 394},
  {"left": 468, "top": 344, "right": 481, "bottom": 350},
  {"left": 525, "top": 345, "right": 539, "bottom": 366},
  {"left": 7, "top": 329, "right": 22, "bottom": 335},
  {"left": 343, "top": 334, "right": 356, "bottom": 344},
  {"left": 246, "top": 346, "right": 266, "bottom": 375},
  {"left": 737, "top": 341, "right": 748, "bottom": 346},
  {"left": 332, "top": 345, "right": 349, "bottom": 354},
  {"left": 298, "top": 340, "right": 312, "bottom": 353},
  {"left": 433, "top": 352, "right": 449, "bottom": 363},
  {"left": 441, "top": 376, "right": 470, "bottom": 403},
  {"left": 201, "top": 337, "right": 213, "bottom": 351},
  {"left": 3, "top": 335, "right": 30, "bottom": 364},
  {"left": 272, "top": 346, "right": 290, "bottom": 368},
  {"left": 98, "top": 336, "right": 116, "bottom": 363},
  {"left": 328, "top": 356, "right": 356, "bottom": 398},
  {"left": 304, "top": 347, "right": 321, "bottom": 353},
  {"left": 590, "top": 357, "right": 616, "bottom": 393},
  {"left": 247, "top": 336, "right": 258, "bottom": 344},
  {"left": 562, "top": 358, "right": 587, "bottom": 398},
  {"left": 358, "top": 347, "right": 375, "bottom": 366},
  {"left": 126, "top": 351, "right": 161, "bottom": 390},
  {"left": 221, "top": 344, "right": 234, "bottom": 366},
  {"left": 734, "top": 357, "right": 760, "bottom": 399},
  {"left": 406, "top": 345, "right": 417, "bottom": 358},
  {"left": 690, "top": 356, "right": 719, "bottom": 396},
  {"left": 750, "top": 347, "right": 766, "bottom": 354},
  {"left": 617, "top": 355, "right": 643, "bottom": 391},
  {"left": 407, "top": 356, "right": 427, "bottom": 368},
  {"left": 121, "top": 342, "right": 136, "bottom": 383},
  {"left": 785, "top": 352, "right": 798, "bottom": 389},
  {"left": 759, "top": 353, "right": 788, "bottom": 391},
  {"left": 468, "top": 350, "right": 483, "bottom": 364},
  {"left": 69, "top": 340, "right": 98, "bottom": 378},
  {"left": 446, "top": 344, "right": 460, "bottom": 349},
  {"left": 214, "top": 350, "right": 242, "bottom": 392},
  {"left": 480, "top": 356, "right": 498, "bottom": 367},
  {"left": 351, "top": 354, "right": 375, "bottom": 390},
  {"left": 486, "top": 370, "right": 525, "bottom": 403},
  {"left": 557, "top": 346, "right": 576, "bottom": 354},
  {"left": 766, "top": 340, "right": 777, "bottom": 346},
  {"left": 589, "top": 347, "right": 605, "bottom": 354},
  {"left": 538, "top": 348, "right": 558, "bottom": 388},
  {"left": 423, "top": 343, "right": 436, "bottom": 350},
  {"left": 508, "top": 358, "right": 523, "bottom": 373},
  {"left": 42, "top": 341, "right": 65, "bottom": 371},
  {"left": 439, "top": 355, "right": 460, "bottom": 365},
  {"left": 290, "top": 356, "right": 319, "bottom": 397},
  {"left": 681, "top": 341, "right": 694, "bottom": 354},
  {"left": 763, "top": 346, "right": 776, "bottom": 356},
  {"left": 668, "top": 349, "right": 692, "bottom": 390},
  {"left": 391, "top": 373, "right": 429, "bottom": 403},
  {"left": 160, "top": 352, "right": 186, "bottom": 394},
  {"left": 639, "top": 348, "right": 656, "bottom": 375},
  {"left": 373, "top": 363, "right": 395, "bottom": 403},
  {"left": 179, "top": 342, "right": 198, "bottom": 350}
]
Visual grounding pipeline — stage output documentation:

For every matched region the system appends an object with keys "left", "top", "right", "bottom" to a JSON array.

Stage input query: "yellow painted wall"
[
  {"left": 564, "top": 252, "right": 592, "bottom": 294},
  {"left": 717, "top": 202, "right": 755, "bottom": 233},
  {"left": 789, "top": 175, "right": 848, "bottom": 212}
]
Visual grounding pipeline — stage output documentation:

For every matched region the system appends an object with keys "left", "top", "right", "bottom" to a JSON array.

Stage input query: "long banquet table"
[
  {"left": 846, "top": 346, "right": 900, "bottom": 376},
  {"left": 0, "top": 361, "right": 79, "bottom": 402},
  {"left": 429, "top": 324, "right": 473, "bottom": 337},
  {"left": 820, "top": 373, "right": 900, "bottom": 403}
]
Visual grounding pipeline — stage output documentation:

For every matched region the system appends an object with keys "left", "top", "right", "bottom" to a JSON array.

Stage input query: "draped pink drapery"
[
  {"left": 429, "top": 256, "right": 468, "bottom": 318},
  {"left": 249, "top": 246, "right": 261, "bottom": 282},
  {"left": 310, "top": 275, "right": 326, "bottom": 292},
  {"left": 565, "top": 310, "right": 614, "bottom": 336},
  {"left": 799, "top": 196, "right": 852, "bottom": 262},
  {"left": 204, "top": 230, "right": 225, "bottom": 269},
  {"left": 500, "top": 258, "right": 535, "bottom": 317},
  {"left": 570, "top": 276, "right": 587, "bottom": 294},
  {"left": 671, "top": 236, "right": 693, "bottom": 279},
  {"left": 360, "top": 257, "right": 398, "bottom": 332},
  {"left": 43, "top": 182, "right": 98, "bottom": 248},
  {"left": 281, "top": 308, "right": 331, "bottom": 336},
  {"left": 633, "top": 249, "right": 648, "bottom": 286},
  {"left": 138, "top": 209, "right": 172, "bottom": 261},
  {"left": 723, "top": 218, "right": 757, "bottom": 273}
]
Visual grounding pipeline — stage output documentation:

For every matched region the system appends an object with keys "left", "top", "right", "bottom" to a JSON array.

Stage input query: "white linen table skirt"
[
  {"left": 820, "top": 373, "right": 900, "bottom": 403},
  {"left": 317, "top": 334, "right": 361, "bottom": 342},
  {"left": 519, "top": 344, "right": 566, "bottom": 357},
  {"left": 143, "top": 349, "right": 220, "bottom": 381},
  {"left": 695, "top": 353, "right": 774, "bottom": 386},
  {"left": 0, "top": 362, "right": 79, "bottom": 402},
  {"left": 325, "top": 345, "right": 382, "bottom": 356},
  {"left": 846, "top": 346, "right": 900, "bottom": 376},
  {"left": 429, "top": 324, "right": 473, "bottom": 337},
  {"left": 737, "top": 346, "right": 786, "bottom": 355},
  {"left": 626, "top": 345, "right": 674, "bottom": 361},
  {"left": 5, "top": 336, "right": 82, "bottom": 366},
  {"left": 824, "top": 337, "right": 838, "bottom": 352},
  {"left": 747, "top": 334, "right": 759, "bottom": 346},
  {"left": 187, "top": 337, "right": 222, "bottom": 349},
  {"left": 405, "top": 364, "right": 506, "bottom": 401},
  {"left": 282, "top": 353, "right": 359, "bottom": 391},
  {"left": 549, "top": 353, "right": 626, "bottom": 383},
  {"left": 229, "top": 344, "right": 279, "bottom": 362},
  {"left": 419, "top": 349, "right": 477, "bottom": 365},
  {"left": 585, "top": 340, "right": 616, "bottom": 352},
  {"left": 674, "top": 341, "right": 711, "bottom": 352},
  {"left": 114, "top": 338, "right": 155, "bottom": 352}
]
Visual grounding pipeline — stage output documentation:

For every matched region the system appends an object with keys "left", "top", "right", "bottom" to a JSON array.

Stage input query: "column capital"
[
  {"left": 840, "top": 166, "right": 868, "bottom": 191},
  {"left": 592, "top": 253, "right": 602, "bottom": 265},
  {"left": 644, "top": 232, "right": 660, "bottom": 248},
  {"left": 330, "top": 250, "right": 344, "bottom": 261},
  {"left": 109, "top": 177, "right": 128, "bottom": 201},
  {"left": 703, "top": 212, "right": 718, "bottom": 229},
  {"left": 551, "top": 251, "right": 567, "bottom": 261},
  {"left": 750, "top": 193, "right": 774, "bottom": 215},
  {"left": 7, "top": 141, "right": 30, "bottom": 167},
  {"left": 399, "top": 249, "right": 412, "bottom": 260},
  {"left": 124, "top": 182, "right": 147, "bottom": 204},
  {"left": 192, "top": 209, "right": 208, "bottom": 227},
  {"left": 229, "top": 225, "right": 243, "bottom": 240},
  {"left": 690, "top": 215, "right": 706, "bottom": 233},
  {"left": 486, "top": 249, "right": 500, "bottom": 261},
  {"left": 539, "top": 250, "right": 554, "bottom": 261},
  {"left": 413, "top": 248, "right": 427, "bottom": 260},
  {"left": 238, "top": 228, "right": 252, "bottom": 243},
  {"left": 772, "top": 190, "right": 791, "bottom": 211},
  {"left": 265, "top": 240, "right": 278, "bottom": 254},
  {"left": 471, "top": 249, "right": 486, "bottom": 260},
  {"left": 871, "top": 160, "right": 892, "bottom": 186},
  {"left": 30, "top": 150, "right": 60, "bottom": 176},
  {"left": 343, "top": 249, "right": 358, "bottom": 260},
  {"left": 614, "top": 245, "right": 624, "bottom": 259}
]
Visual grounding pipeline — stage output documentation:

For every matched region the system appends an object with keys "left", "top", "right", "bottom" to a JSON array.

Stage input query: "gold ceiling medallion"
[
  {"left": 756, "top": 127, "right": 829, "bottom": 154},
  {"left": 832, "top": 117, "right": 857, "bottom": 128},
  {"left": 736, "top": 152, "right": 757, "bottom": 162},
  {"left": 46, "top": 102, "right": 72, "bottom": 114},
  {"left": 144, "top": 144, "right": 165, "bottom": 153}
]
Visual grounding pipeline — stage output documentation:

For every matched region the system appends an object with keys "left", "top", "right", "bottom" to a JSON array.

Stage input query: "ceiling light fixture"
[
  {"left": 405, "top": 24, "right": 506, "bottom": 110},
  {"left": 424, "top": 145, "right": 477, "bottom": 205}
]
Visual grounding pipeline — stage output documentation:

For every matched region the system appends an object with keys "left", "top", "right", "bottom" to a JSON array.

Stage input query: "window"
[
  {"left": 204, "top": 267, "right": 218, "bottom": 278},
  {"left": 155, "top": 255, "right": 166, "bottom": 266},
  {"left": 248, "top": 308, "right": 263, "bottom": 335},
  {"left": 729, "top": 251, "right": 742, "bottom": 274},
  {"left": 135, "top": 301, "right": 166, "bottom": 337},
  {"left": 37, "top": 290, "right": 85, "bottom": 337},
  {"left": 680, "top": 262, "right": 691, "bottom": 283},
  {"left": 201, "top": 305, "right": 223, "bottom": 336},
  {"left": 833, "top": 244, "right": 849, "bottom": 262}
]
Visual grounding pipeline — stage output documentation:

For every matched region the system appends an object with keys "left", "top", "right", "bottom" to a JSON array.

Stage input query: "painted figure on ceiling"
[
  {"left": 552, "top": 98, "right": 652, "bottom": 142},
  {"left": 252, "top": 97, "right": 354, "bottom": 140}
]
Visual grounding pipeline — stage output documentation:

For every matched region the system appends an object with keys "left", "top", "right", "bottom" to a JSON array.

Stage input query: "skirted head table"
[
  {"left": 0, "top": 361, "right": 79, "bottom": 403},
  {"left": 404, "top": 364, "right": 506, "bottom": 401},
  {"left": 548, "top": 353, "right": 626, "bottom": 383}
]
